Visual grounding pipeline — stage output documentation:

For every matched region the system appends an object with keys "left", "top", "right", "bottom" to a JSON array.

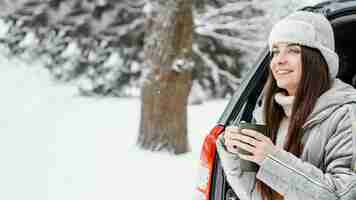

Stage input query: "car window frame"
[
  {"left": 217, "top": 47, "right": 270, "bottom": 126},
  {"left": 211, "top": 50, "right": 270, "bottom": 200}
]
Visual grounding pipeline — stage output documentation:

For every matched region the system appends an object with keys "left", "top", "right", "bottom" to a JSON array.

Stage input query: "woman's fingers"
[
  {"left": 226, "top": 145, "right": 239, "bottom": 154},
  {"left": 224, "top": 126, "right": 240, "bottom": 146},
  {"left": 224, "top": 130, "right": 236, "bottom": 153},
  {"left": 231, "top": 132, "right": 257, "bottom": 146},
  {"left": 223, "top": 126, "right": 276, "bottom": 165},
  {"left": 238, "top": 153, "right": 256, "bottom": 163},
  {"left": 224, "top": 137, "right": 239, "bottom": 154},
  {"left": 225, "top": 126, "right": 240, "bottom": 138},
  {"left": 224, "top": 126, "right": 260, "bottom": 154},
  {"left": 240, "top": 128, "right": 272, "bottom": 143},
  {"left": 230, "top": 139, "right": 255, "bottom": 153}
]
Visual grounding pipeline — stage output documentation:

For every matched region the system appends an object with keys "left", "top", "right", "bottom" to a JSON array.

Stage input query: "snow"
[
  {"left": 142, "top": 0, "right": 153, "bottom": 16},
  {"left": 60, "top": 41, "right": 81, "bottom": 58},
  {"left": 18, "top": 31, "right": 39, "bottom": 48},
  {"left": 0, "top": 53, "right": 228, "bottom": 200},
  {"left": 0, "top": 18, "right": 11, "bottom": 38},
  {"left": 102, "top": 51, "right": 124, "bottom": 69}
]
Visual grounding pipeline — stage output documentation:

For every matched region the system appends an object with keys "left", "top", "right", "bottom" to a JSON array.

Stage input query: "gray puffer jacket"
[{"left": 216, "top": 79, "right": 356, "bottom": 200}]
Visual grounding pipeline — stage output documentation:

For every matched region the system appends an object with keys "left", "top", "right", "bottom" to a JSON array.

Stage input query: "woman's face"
[{"left": 270, "top": 42, "right": 302, "bottom": 96}]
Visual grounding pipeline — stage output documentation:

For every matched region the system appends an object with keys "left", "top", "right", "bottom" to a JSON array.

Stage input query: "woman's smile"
[{"left": 275, "top": 69, "right": 293, "bottom": 75}]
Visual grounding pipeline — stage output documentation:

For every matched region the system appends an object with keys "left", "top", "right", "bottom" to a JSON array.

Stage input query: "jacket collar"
[{"left": 303, "top": 79, "right": 356, "bottom": 129}]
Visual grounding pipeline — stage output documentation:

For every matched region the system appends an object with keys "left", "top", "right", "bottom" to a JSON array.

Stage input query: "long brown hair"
[{"left": 256, "top": 46, "right": 331, "bottom": 200}]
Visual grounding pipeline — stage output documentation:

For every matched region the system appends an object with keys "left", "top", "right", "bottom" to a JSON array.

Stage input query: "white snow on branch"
[
  {"left": 143, "top": 0, "right": 153, "bottom": 16},
  {"left": 193, "top": 44, "right": 219, "bottom": 85},
  {"left": 97, "top": 0, "right": 108, "bottom": 6},
  {"left": 193, "top": 44, "right": 242, "bottom": 88},
  {"left": 142, "top": 0, "right": 159, "bottom": 18},
  {"left": 102, "top": 51, "right": 124, "bottom": 69},
  {"left": 117, "top": 17, "right": 145, "bottom": 37},
  {"left": 172, "top": 58, "right": 194, "bottom": 72},
  {"left": 195, "top": 27, "right": 265, "bottom": 51},
  {"left": 195, "top": 18, "right": 265, "bottom": 33},
  {"left": 60, "top": 41, "right": 81, "bottom": 58},
  {"left": 18, "top": 31, "right": 39, "bottom": 48},
  {"left": 198, "top": 1, "right": 253, "bottom": 22},
  {"left": 0, "top": 18, "right": 12, "bottom": 39}
]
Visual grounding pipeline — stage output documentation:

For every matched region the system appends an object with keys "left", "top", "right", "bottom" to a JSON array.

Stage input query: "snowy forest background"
[
  {"left": 0, "top": 0, "right": 329, "bottom": 200},
  {"left": 0, "top": 0, "right": 325, "bottom": 103}
]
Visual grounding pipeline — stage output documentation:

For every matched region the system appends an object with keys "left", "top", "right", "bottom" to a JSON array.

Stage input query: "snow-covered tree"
[
  {"left": 0, "top": 0, "right": 318, "bottom": 100},
  {"left": 0, "top": 0, "right": 146, "bottom": 97}
]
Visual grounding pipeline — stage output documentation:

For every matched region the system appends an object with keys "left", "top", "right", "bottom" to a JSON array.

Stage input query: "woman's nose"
[{"left": 275, "top": 51, "right": 288, "bottom": 65}]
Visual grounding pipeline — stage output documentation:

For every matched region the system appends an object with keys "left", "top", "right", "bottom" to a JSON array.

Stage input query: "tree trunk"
[{"left": 137, "top": 0, "right": 193, "bottom": 154}]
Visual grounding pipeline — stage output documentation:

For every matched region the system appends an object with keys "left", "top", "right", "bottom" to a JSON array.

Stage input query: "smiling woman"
[{"left": 216, "top": 10, "right": 356, "bottom": 200}]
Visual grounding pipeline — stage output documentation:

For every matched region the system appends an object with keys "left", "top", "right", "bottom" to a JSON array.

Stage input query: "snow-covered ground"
[{"left": 0, "top": 53, "right": 228, "bottom": 200}]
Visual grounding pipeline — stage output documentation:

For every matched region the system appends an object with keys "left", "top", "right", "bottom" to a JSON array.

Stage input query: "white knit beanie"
[{"left": 268, "top": 11, "right": 339, "bottom": 79}]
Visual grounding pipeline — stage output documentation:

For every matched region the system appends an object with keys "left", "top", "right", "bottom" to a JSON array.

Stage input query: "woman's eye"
[
  {"left": 288, "top": 48, "right": 301, "bottom": 54},
  {"left": 271, "top": 49, "right": 279, "bottom": 56}
]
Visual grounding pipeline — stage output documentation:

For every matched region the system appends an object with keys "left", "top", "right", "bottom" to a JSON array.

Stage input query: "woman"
[{"left": 216, "top": 11, "right": 356, "bottom": 200}]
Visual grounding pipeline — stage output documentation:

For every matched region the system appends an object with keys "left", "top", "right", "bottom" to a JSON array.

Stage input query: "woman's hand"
[
  {"left": 224, "top": 126, "right": 277, "bottom": 165},
  {"left": 224, "top": 126, "right": 241, "bottom": 154}
]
